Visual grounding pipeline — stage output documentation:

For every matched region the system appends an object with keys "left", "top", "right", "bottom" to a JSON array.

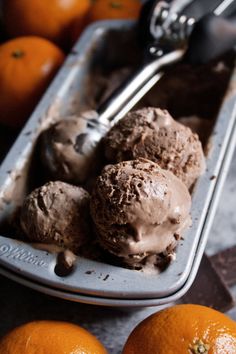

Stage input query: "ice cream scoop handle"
[
  {"left": 111, "top": 71, "right": 164, "bottom": 126},
  {"left": 185, "top": 13, "right": 236, "bottom": 64},
  {"left": 97, "top": 48, "right": 184, "bottom": 125}
]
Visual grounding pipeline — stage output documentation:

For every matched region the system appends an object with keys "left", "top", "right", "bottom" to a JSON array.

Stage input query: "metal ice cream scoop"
[{"left": 67, "top": 0, "right": 236, "bottom": 183}]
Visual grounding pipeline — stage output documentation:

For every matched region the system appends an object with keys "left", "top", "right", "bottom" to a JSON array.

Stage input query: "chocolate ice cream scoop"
[
  {"left": 20, "top": 181, "right": 91, "bottom": 253},
  {"left": 90, "top": 159, "right": 191, "bottom": 271},
  {"left": 103, "top": 107, "right": 205, "bottom": 189},
  {"left": 40, "top": 113, "right": 103, "bottom": 184}
]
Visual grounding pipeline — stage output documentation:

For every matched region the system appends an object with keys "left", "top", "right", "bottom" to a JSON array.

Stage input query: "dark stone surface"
[
  {"left": 211, "top": 246, "right": 236, "bottom": 287},
  {"left": 182, "top": 254, "right": 235, "bottom": 312}
]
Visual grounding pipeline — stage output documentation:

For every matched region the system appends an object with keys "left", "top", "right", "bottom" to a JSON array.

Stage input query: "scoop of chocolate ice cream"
[
  {"left": 40, "top": 112, "right": 101, "bottom": 184},
  {"left": 20, "top": 181, "right": 91, "bottom": 253},
  {"left": 90, "top": 159, "right": 191, "bottom": 271},
  {"left": 104, "top": 107, "right": 205, "bottom": 189}
]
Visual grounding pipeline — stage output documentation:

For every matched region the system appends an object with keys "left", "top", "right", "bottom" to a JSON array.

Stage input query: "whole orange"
[
  {"left": 0, "top": 36, "right": 64, "bottom": 128},
  {"left": 122, "top": 304, "right": 236, "bottom": 354},
  {"left": 0, "top": 320, "right": 108, "bottom": 354},
  {"left": 3, "top": 0, "right": 91, "bottom": 48},
  {"left": 88, "top": 0, "right": 142, "bottom": 21},
  {"left": 71, "top": 0, "right": 142, "bottom": 43},
  {"left": 70, "top": 12, "right": 90, "bottom": 45}
]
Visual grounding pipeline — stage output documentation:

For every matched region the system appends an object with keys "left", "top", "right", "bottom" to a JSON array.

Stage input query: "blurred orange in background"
[
  {"left": 0, "top": 36, "right": 64, "bottom": 128},
  {"left": 3, "top": 0, "right": 91, "bottom": 48},
  {"left": 0, "top": 0, "right": 143, "bottom": 128},
  {"left": 89, "top": 0, "right": 142, "bottom": 21},
  {"left": 71, "top": 0, "right": 142, "bottom": 44}
]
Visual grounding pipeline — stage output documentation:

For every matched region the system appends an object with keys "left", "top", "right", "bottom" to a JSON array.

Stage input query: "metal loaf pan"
[{"left": 0, "top": 20, "right": 236, "bottom": 306}]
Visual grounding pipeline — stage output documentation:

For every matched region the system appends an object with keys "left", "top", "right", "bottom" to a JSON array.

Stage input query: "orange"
[
  {"left": 0, "top": 320, "right": 108, "bottom": 354},
  {"left": 122, "top": 304, "right": 236, "bottom": 354},
  {"left": 3, "top": 0, "right": 91, "bottom": 48},
  {"left": 88, "top": 0, "right": 142, "bottom": 21},
  {"left": 71, "top": 0, "right": 142, "bottom": 44},
  {"left": 70, "top": 11, "right": 90, "bottom": 45},
  {"left": 0, "top": 36, "right": 64, "bottom": 128}
]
